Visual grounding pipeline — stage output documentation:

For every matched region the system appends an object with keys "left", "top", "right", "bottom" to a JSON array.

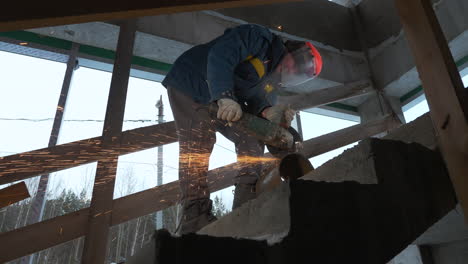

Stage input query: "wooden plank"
[
  {"left": 395, "top": 0, "right": 468, "bottom": 222},
  {"left": 0, "top": 0, "right": 300, "bottom": 32},
  {"left": 300, "top": 115, "right": 400, "bottom": 158},
  {"left": 278, "top": 79, "right": 374, "bottom": 111},
  {"left": 82, "top": 21, "right": 136, "bottom": 263},
  {"left": 0, "top": 121, "right": 176, "bottom": 185},
  {"left": 0, "top": 163, "right": 236, "bottom": 263},
  {"left": 0, "top": 78, "right": 373, "bottom": 186},
  {"left": 0, "top": 115, "right": 397, "bottom": 262},
  {"left": 0, "top": 79, "right": 378, "bottom": 187},
  {"left": 0, "top": 182, "right": 30, "bottom": 208},
  {"left": 112, "top": 162, "right": 239, "bottom": 225},
  {"left": 0, "top": 208, "right": 89, "bottom": 262}
]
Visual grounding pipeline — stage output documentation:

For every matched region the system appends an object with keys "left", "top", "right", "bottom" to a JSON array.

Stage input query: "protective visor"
[{"left": 278, "top": 42, "right": 323, "bottom": 88}]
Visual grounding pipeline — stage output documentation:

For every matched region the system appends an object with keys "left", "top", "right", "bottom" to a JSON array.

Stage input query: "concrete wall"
[
  {"left": 217, "top": 1, "right": 360, "bottom": 51},
  {"left": 388, "top": 245, "right": 423, "bottom": 264},
  {"left": 358, "top": 0, "right": 402, "bottom": 47},
  {"left": 367, "top": 0, "right": 468, "bottom": 97}
]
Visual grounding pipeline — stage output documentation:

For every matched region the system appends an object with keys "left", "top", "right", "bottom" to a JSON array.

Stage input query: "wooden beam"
[
  {"left": 0, "top": 78, "right": 372, "bottom": 186},
  {"left": 0, "top": 0, "right": 300, "bottom": 32},
  {"left": 0, "top": 79, "right": 374, "bottom": 186},
  {"left": 395, "top": 0, "right": 468, "bottom": 222},
  {"left": 278, "top": 79, "right": 374, "bottom": 111},
  {"left": 0, "top": 113, "right": 399, "bottom": 262},
  {"left": 0, "top": 121, "right": 176, "bottom": 185},
  {"left": 300, "top": 115, "right": 400, "bottom": 158},
  {"left": 0, "top": 160, "right": 236, "bottom": 263},
  {"left": 82, "top": 21, "right": 137, "bottom": 263},
  {"left": 0, "top": 182, "right": 30, "bottom": 208},
  {"left": 0, "top": 208, "right": 89, "bottom": 262},
  {"left": 112, "top": 163, "right": 237, "bottom": 225}
]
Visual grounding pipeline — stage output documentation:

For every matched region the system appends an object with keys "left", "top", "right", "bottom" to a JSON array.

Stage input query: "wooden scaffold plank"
[
  {"left": 0, "top": 121, "right": 177, "bottom": 185},
  {"left": 0, "top": 182, "right": 30, "bottom": 209},
  {"left": 0, "top": 115, "right": 398, "bottom": 262},
  {"left": 81, "top": 21, "right": 137, "bottom": 263},
  {"left": 0, "top": 80, "right": 373, "bottom": 185},
  {"left": 395, "top": 0, "right": 468, "bottom": 222}
]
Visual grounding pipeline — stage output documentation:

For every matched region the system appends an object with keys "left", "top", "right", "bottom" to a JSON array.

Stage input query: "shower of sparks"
[{"left": 237, "top": 155, "right": 278, "bottom": 164}]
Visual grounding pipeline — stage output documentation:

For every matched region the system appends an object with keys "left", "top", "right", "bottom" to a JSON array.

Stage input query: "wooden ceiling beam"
[{"left": 0, "top": 0, "right": 300, "bottom": 32}]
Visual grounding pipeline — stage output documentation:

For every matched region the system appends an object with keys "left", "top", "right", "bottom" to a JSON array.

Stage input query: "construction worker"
[{"left": 162, "top": 24, "right": 322, "bottom": 235}]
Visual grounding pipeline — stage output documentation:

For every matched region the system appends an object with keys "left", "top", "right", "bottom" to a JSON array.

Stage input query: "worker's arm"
[
  {"left": 246, "top": 91, "right": 277, "bottom": 116},
  {"left": 207, "top": 24, "right": 274, "bottom": 102}
]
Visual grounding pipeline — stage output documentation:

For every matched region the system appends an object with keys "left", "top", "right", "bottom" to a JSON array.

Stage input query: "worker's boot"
[
  {"left": 174, "top": 198, "right": 217, "bottom": 236},
  {"left": 232, "top": 183, "right": 257, "bottom": 210}
]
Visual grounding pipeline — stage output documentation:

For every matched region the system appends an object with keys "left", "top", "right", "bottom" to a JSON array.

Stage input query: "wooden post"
[
  {"left": 395, "top": 0, "right": 468, "bottom": 222},
  {"left": 81, "top": 20, "right": 136, "bottom": 263}
]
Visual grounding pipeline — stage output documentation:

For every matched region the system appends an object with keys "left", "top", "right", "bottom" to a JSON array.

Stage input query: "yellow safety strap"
[{"left": 245, "top": 55, "right": 265, "bottom": 78}]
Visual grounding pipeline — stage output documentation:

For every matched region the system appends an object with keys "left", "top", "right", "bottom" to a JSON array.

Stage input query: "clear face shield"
[{"left": 277, "top": 43, "right": 321, "bottom": 88}]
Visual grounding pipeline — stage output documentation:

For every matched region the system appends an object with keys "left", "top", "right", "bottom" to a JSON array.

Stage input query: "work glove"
[
  {"left": 217, "top": 98, "right": 242, "bottom": 122},
  {"left": 261, "top": 105, "right": 296, "bottom": 128}
]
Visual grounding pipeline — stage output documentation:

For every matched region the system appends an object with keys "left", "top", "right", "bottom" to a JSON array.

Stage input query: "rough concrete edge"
[
  {"left": 200, "top": 112, "right": 436, "bottom": 243},
  {"left": 198, "top": 182, "right": 291, "bottom": 245},
  {"left": 301, "top": 138, "right": 378, "bottom": 184},
  {"left": 383, "top": 113, "right": 436, "bottom": 149}
]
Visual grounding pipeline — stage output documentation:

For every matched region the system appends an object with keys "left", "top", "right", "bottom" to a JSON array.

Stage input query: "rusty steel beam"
[
  {"left": 395, "top": 0, "right": 468, "bottom": 221},
  {"left": 0, "top": 121, "right": 177, "bottom": 185},
  {"left": 0, "top": 182, "right": 30, "bottom": 209},
  {"left": 0, "top": 0, "right": 300, "bottom": 32}
]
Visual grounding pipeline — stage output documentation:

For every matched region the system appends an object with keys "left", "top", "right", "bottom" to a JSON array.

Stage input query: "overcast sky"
[{"left": 1, "top": 50, "right": 467, "bottom": 211}]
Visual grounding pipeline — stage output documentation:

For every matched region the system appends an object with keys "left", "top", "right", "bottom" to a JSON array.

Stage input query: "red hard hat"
[{"left": 305, "top": 42, "right": 323, "bottom": 77}]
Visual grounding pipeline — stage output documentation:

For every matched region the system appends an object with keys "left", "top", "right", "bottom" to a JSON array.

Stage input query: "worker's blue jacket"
[{"left": 162, "top": 24, "right": 286, "bottom": 115}]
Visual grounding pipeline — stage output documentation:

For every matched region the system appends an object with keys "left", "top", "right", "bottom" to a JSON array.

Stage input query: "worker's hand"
[
  {"left": 217, "top": 98, "right": 243, "bottom": 122},
  {"left": 262, "top": 105, "right": 296, "bottom": 128}
]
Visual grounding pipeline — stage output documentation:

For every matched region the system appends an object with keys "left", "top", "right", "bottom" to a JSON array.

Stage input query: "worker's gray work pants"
[{"left": 167, "top": 87, "right": 265, "bottom": 203}]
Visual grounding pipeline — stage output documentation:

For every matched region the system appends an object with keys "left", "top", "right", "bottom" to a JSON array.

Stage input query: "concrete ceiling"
[
  {"left": 215, "top": 0, "right": 361, "bottom": 51},
  {"left": 22, "top": 0, "right": 468, "bottom": 110}
]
